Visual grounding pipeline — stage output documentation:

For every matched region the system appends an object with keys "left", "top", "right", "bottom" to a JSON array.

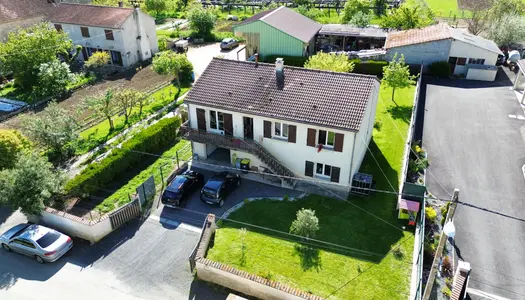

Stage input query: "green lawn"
[
  {"left": 78, "top": 84, "right": 189, "bottom": 154},
  {"left": 207, "top": 84, "right": 417, "bottom": 299}
]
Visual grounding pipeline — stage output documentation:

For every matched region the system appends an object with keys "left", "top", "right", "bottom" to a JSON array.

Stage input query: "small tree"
[
  {"left": 145, "top": 0, "right": 167, "bottom": 16},
  {"left": 188, "top": 7, "right": 217, "bottom": 36},
  {"left": 85, "top": 51, "right": 111, "bottom": 69},
  {"left": 305, "top": 52, "right": 355, "bottom": 73},
  {"left": 84, "top": 89, "right": 117, "bottom": 130},
  {"left": 0, "top": 130, "right": 29, "bottom": 170},
  {"left": 380, "top": 3, "right": 434, "bottom": 30},
  {"left": 158, "top": 36, "right": 168, "bottom": 52},
  {"left": 35, "top": 59, "right": 73, "bottom": 97},
  {"left": 21, "top": 101, "right": 80, "bottom": 159},
  {"left": 382, "top": 53, "right": 416, "bottom": 105},
  {"left": 341, "top": 0, "right": 370, "bottom": 24},
  {"left": 0, "top": 151, "right": 64, "bottom": 216},
  {"left": 349, "top": 11, "right": 371, "bottom": 27},
  {"left": 290, "top": 208, "right": 319, "bottom": 238},
  {"left": 152, "top": 51, "right": 194, "bottom": 86},
  {"left": 114, "top": 89, "right": 142, "bottom": 124}
]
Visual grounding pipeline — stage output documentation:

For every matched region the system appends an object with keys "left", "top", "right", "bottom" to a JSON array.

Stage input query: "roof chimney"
[
  {"left": 254, "top": 53, "right": 258, "bottom": 67},
  {"left": 275, "top": 58, "right": 284, "bottom": 90},
  {"left": 118, "top": 0, "right": 124, "bottom": 7}
]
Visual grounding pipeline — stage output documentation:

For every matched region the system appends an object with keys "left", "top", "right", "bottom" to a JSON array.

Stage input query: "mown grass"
[{"left": 207, "top": 84, "right": 417, "bottom": 299}]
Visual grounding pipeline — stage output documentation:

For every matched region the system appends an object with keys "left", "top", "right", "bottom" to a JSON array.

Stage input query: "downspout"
[{"left": 349, "top": 132, "right": 357, "bottom": 184}]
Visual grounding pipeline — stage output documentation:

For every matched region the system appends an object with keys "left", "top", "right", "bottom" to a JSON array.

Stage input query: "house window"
[
  {"left": 305, "top": 161, "right": 341, "bottom": 183},
  {"left": 468, "top": 58, "right": 485, "bottom": 65},
  {"left": 457, "top": 57, "right": 467, "bottom": 66},
  {"left": 316, "top": 163, "right": 333, "bottom": 177},
  {"left": 80, "top": 27, "right": 90, "bottom": 37},
  {"left": 318, "top": 130, "right": 335, "bottom": 147},
  {"left": 448, "top": 57, "right": 458, "bottom": 64},
  {"left": 274, "top": 122, "right": 289, "bottom": 138},
  {"left": 54, "top": 24, "right": 62, "bottom": 32},
  {"left": 110, "top": 50, "right": 123, "bottom": 66},
  {"left": 105, "top": 30, "right": 114, "bottom": 40},
  {"left": 209, "top": 110, "right": 224, "bottom": 131}
]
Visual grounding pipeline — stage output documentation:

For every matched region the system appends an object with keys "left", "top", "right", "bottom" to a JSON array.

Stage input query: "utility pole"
[{"left": 422, "top": 188, "right": 459, "bottom": 300}]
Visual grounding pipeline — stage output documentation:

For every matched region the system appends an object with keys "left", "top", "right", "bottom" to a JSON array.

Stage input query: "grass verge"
[{"left": 207, "top": 84, "right": 417, "bottom": 299}]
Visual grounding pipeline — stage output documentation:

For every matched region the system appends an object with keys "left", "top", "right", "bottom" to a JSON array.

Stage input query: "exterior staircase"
[{"left": 180, "top": 121, "right": 295, "bottom": 185}]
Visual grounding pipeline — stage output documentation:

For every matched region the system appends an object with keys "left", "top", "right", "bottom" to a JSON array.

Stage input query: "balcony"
[{"left": 180, "top": 121, "right": 295, "bottom": 185}]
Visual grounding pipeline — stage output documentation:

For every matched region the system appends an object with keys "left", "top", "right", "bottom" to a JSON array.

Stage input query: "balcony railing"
[{"left": 180, "top": 121, "right": 295, "bottom": 185}]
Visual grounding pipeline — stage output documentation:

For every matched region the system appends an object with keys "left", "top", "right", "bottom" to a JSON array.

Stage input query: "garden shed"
[{"left": 232, "top": 6, "right": 321, "bottom": 59}]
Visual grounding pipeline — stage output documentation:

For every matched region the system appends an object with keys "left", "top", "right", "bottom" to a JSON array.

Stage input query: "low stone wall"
[{"left": 194, "top": 214, "right": 324, "bottom": 300}]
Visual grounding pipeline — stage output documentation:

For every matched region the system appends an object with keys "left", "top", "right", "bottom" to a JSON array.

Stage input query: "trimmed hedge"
[
  {"left": 65, "top": 117, "right": 182, "bottom": 195},
  {"left": 428, "top": 61, "right": 450, "bottom": 78},
  {"left": 262, "top": 55, "right": 308, "bottom": 67},
  {"left": 351, "top": 60, "right": 388, "bottom": 76}
]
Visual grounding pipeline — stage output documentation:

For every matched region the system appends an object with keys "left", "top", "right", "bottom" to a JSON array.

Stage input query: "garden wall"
[{"left": 193, "top": 214, "right": 324, "bottom": 300}]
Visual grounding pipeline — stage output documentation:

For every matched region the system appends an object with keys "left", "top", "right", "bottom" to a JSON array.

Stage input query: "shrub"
[
  {"left": 442, "top": 286, "right": 452, "bottom": 297},
  {"left": 290, "top": 208, "right": 319, "bottom": 238},
  {"left": 65, "top": 117, "right": 181, "bottom": 195},
  {"left": 442, "top": 256, "right": 453, "bottom": 275},
  {"left": 85, "top": 51, "right": 111, "bottom": 70},
  {"left": 441, "top": 202, "right": 451, "bottom": 217},
  {"left": 425, "top": 207, "right": 437, "bottom": 223},
  {"left": 428, "top": 61, "right": 450, "bottom": 78},
  {"left": 350, "top": 60, "right": 388, "bottom": 76},
  {"left": 0, "top": 129, "right": 29, "bottom": 170},
  {"left": 261, "top": 55, "right": 308, "bottom": 67},
  {"left": 158, "top": 36, "right": 168, "bottom": 52}
]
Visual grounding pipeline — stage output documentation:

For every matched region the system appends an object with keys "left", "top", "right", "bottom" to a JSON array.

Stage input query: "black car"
[
  {"left": 200, "top": 171, "right": 241, "bottom": 207},
  {"left": 161, "top": 170, "right": 204, "bottom": 207}
]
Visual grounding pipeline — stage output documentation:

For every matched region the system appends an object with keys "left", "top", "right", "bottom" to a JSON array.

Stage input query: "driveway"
[
  {"left": 187, "top": 43, "right": 245, "bottom": 79},
  {"left": 421, "top": 72, "right": 525, "bottom": 299},
  {"left": 0, "top": 206, "right": 227, "bottom": 300},
  {"left": 155, "top": 166, "right": 302, "bottom": 227}
]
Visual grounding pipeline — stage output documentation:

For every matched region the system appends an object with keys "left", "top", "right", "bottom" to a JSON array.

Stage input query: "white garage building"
[{"left": 385, "top": 23, "right": 503, "bottom": 81}]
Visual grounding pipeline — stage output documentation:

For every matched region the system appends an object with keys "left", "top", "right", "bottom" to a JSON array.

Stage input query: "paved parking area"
[
  {"left": 187, "top": 43, "right": 245, "bottom": 78},
  {"left": 422, "top": 73, "right": 525, "bottom": 299},
  {"left": 154, "top": 166, "right": 302, "bottom": 227}
]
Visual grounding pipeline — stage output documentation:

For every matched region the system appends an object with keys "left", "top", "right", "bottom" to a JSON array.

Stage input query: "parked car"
[
  {"left": 162, "top": 170, "right": 204, "bottom": 207},
  {"left": 200, "top": 171, "right": 241, "bottom": 207},
  {"left": 220, "top": 38, "right": 239, "bottom": 50},
  {"left": 0, "top": 224, "right": 73, "bottom": 263}
]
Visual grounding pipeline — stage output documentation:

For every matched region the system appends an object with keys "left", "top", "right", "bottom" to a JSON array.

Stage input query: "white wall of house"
[
  {"left": 466, "top": 68, "right": 498, "bottom": 81},
  {"left": 449, "top": 40, "right": 499, "bottom": 75}
]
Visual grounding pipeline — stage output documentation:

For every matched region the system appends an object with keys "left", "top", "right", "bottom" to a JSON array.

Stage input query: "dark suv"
[
  {"left": 200, "top": 171, "right": 241, "bottom": 207},
  {"left": 161, "top": 170, "right": 204, "bottom": 207}
]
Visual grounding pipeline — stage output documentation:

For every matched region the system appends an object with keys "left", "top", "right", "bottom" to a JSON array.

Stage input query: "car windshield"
[
  {"left": 163, "top": 190, "right": 180, "bottom": 199},
  {"left": 36, "top": 231, "right": 61, "bottom": 248},
  {"left": 222, "top": 39, "right": 232, "bottom": 43},
  {"left": 166, "top": 176, "right": 187, "bottom": 192},
  {"left": 202, "top": 187, "right": 217, "bottom": 198}
]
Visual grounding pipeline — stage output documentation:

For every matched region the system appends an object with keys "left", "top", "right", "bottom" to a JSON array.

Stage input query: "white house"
[
  {"left": 385, "top": 23, "right": 503, "bottom": 81},
  {"left": 46, "top": 3, "right": 158, "bottom": 68},
  {"left": 182, "top": 58, "right": 380, "bottom": 194}
]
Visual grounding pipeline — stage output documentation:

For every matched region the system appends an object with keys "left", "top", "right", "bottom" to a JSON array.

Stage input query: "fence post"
[
  {"left": 176, "top": 152, "right": 180, "bottom": 169},
  {"left": 160, "top": 167, "right": 164, "bottom": 187}
]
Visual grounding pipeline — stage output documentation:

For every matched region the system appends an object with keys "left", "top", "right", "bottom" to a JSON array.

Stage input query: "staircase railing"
[{"left": 180, "top": 121, "right": 295, "bottom": 185}]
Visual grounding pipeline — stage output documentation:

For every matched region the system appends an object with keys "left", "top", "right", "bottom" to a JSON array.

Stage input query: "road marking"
[
  {"left": 508, "top": 114, "right": 525, "bottom": 120},
  {"left": 148, "top": 215, "right": 202, "bottom": 233},
  {"left": 468, "top": 288, "right": 511, "bottom": 300}
]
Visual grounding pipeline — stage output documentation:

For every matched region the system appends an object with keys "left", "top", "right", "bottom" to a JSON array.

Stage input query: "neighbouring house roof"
[
  {"left": 0, "top": 0, "right": 55, "bottom": 24},
  {"left": 235, "top": 6, "right": 322, "bottom": 43},
  {"left": 185, "top": 58, "right": 379, "bottom": 132},
  {"left": 46, "top": 3, "right": 134, "bottom": 29},
  {"left": 385, "top": 23, "right": 503, "bottom": 55},
  {"left": 319, "top": 24, "right": 388, "bottom": 38}
]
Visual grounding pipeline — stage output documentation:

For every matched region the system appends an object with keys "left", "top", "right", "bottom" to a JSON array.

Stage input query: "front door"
[
  {"left": 196, "top": 108, "right": 206, "bottom": 131},
  {"left": 224, "top": 113, "right": 233, "bottom": 136},
  {"left": 243, "top": 117, "right": 253, "bottom": 140}
]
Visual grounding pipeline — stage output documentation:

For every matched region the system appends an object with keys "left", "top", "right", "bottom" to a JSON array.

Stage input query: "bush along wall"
[
  {"left": 350, "top": 60, "right": 388, "bottom": 76},
  {"left": 65, "top": 117, "right": 182, "bottom": 196},
  {"left": 428, "top": 61, "right": 451, "bottom": 78},
  {"left": 261, "top": 55, "right": 308, "bottom": 67}
]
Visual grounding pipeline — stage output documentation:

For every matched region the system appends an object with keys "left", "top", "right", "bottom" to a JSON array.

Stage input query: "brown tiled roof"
[
  {"left": 185, "top": 58, "right": 379, "bottom": 132},
  {"left": 46, "top": 3, "right": 134, "bottom": 29},
  {"left": 0, "top": 0, "right": 55, "bottom": 24},
  {"left": 235, "top": 6, "right": 322, "bottom": 43},
  {"left": 385, "top": 23, "right": 452, "bottom": 49}
]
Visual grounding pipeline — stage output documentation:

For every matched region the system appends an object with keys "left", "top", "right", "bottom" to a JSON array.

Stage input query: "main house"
[
  {"left": 385, "top": 23, "right": 503, "bottom": 81},
  {"left": 0, "top": 0, "right": 56, "bottom": 42},
  {"left": 182, "top": 58, "right": 380, "bottom": 194},
  {"left": 46, "top": 3, "right": 158, "bottom": 68}
]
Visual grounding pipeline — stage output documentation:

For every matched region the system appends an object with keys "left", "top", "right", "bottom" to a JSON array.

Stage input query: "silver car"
[{"left": 0, "top": 224, "right": 73, "bottom": 263}]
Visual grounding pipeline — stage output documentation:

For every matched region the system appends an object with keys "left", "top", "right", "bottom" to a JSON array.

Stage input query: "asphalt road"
[
  {"left": 422, "top": 72, "right": 525, "bottom": 299},
  {"left": 0, "top": 206, "right": 227, "bottom": 300},
  {"left": 187, "top": 43, "right": 245, "bottom": 79}
]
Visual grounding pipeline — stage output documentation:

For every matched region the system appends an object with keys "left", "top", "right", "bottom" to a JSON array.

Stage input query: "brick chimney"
[{"left": 275, "top": 58, "right": 284, "bottom": 90}]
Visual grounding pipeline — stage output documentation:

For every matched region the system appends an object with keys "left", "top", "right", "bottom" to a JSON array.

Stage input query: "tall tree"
[
  {"left": 145, "top": 0, "right": 167, "bottom": 16},
  {"left": 304, "top": 52, "right": 355, "bottom": 73},
  {"left": 0, "top": 151, "right": 64, "bottom": 216},
  {"left": 465, "top": 2, "right": 490, "bottom": 35},
  {"left": 486, "top": 13, "right": 525, "bottom": 47},
  {"left": 380, "top": 3, "right": 434, "bottom": 30},
  {"left": 84, "top": 89, "right": 117, "bottom": 131},
  {"left": 382, "top": 53, "right": 416, "bottom": 105},
  {"left": 0, "top": 130, "right": 29, "bottom": 170},
  {"left": 0, "top": 23, "right": 73, "bottom": 91},
  {"left": 341, "top": 0, "right": 371, "bottom": 24},
  {"left": 187, "top": 7, "right": 217, "bottom": 36}
]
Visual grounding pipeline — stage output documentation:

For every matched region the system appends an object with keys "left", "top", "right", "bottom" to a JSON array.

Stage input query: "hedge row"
[
  {"left": 350, "top": 60, "right": 388, "bottom": 76},
  {"left": 261, "top": 55, "right": 308, "bottom": 67},
  {"left": 65, "top": 117, "right": 182, "bottom": 195}
]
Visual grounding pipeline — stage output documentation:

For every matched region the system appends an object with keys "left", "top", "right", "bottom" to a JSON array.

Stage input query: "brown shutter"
[
  {"left": 80, "top": 27, "right": 90, "bottom": 37},
  {"left": 334, "top": 133, "right": 344, "bottom": 152},
  {"left": 307, "top": 128, "right": 316, "bottom": 147},
  {"left": 105, "top": 30, "right": 114, "bottom": 40},
  {"left": 305, "top": 161, "right": 314, "bottom": 177},
  {"left": 263, "top": 120, "right": 272, "bottom": 138},
  {"left": 330, "top": 166, "right": 340, "bottom": 183},
  {"left": 224, "top": 113, "right": 233, "bottom": 136},
  {"left": 196, "top": 108, "right": 206, "bottom": 131},
  {"left": 288, "top": 125, "right": 296, "bottom": 143}
]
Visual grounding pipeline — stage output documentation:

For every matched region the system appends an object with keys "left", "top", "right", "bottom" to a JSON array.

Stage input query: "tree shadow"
[
  {"left": 293, "top": 244, "right": 322, "bottom": 271},
  {"left": 386, "top": 105, "right": 412, "bottom": 124}
]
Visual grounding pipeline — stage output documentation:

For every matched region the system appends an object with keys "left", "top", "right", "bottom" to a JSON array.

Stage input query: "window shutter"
[
  {"left": 305, "top": 161, "right": 314, "bottom": 177},
  {"left": 223, "top": 113, "right": 233, "bottom": 136},
  {"left": 264, "top": 120, "right": 272, "bottom": 138},
  {"left": 330, "top": 166, "right": 340, "bottom": 183},
  {"left": 288, "top": 125, "right": 296, "bottom": 143},
  {"left": 196, "top": 108, "right": 206, "bottom": 131},
  {"left": 334, "top": 133, "right": 344, "bottom": 152},
  {"left": 307, "top": 128, "right": 316, "bottom": 147}
]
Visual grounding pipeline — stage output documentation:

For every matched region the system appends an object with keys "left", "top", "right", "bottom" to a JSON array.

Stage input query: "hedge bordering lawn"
[
  {"left": 65, "top": 117, "right": 181, "bottom": 196},
  {"left": 261, "top": 55, "right": 308, "bottom": 67}
]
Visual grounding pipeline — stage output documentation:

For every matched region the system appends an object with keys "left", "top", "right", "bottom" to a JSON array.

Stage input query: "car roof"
[
  {"left": 19, "top": 224, "right": 53, "bottom": 241},
  {"left": 222, "top": 38, "right": 234, "bottom": 42}
]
